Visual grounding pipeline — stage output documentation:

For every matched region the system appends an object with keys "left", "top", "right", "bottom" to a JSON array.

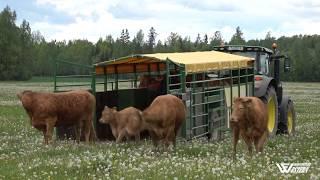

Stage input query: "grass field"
[{"left": 0, "top": 80, "right": 319, "bottom": 179}]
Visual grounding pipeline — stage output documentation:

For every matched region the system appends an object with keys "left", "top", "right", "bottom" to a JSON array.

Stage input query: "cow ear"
[
  {"left": 243, "top": 98, "right": 253, "bottom": 107},
  {"left": 112, "top": 106, "right": 117, "bottom": 110},
  {"left": 232, "top": 97, "right": 237, "bottom": 102},
  {"left": 233, "top": 97, "right": 242, "bottom": 103},
  {"left": 17, "top": 93, "right": 22, "bottom": 100}
]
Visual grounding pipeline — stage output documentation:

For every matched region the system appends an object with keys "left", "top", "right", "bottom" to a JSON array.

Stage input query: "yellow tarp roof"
[{"left": 95, "top": 51, "right": 254, "bottom": 74}]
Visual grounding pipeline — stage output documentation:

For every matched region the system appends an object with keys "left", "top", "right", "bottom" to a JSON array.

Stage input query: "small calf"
[
  {"left": 99, "top": 106, "right": 144, "bottom": 143},
  {"left": 230, "top": 97, "right": 268, "bottom": 159}
]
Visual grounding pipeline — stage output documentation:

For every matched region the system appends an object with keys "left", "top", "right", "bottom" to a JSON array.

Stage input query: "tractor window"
[
  {"left": 259, "top": 53, "right": 269, "bottom": 75},
  {"left": 230, "top": 51, "right": 269, "bottom": 75}
]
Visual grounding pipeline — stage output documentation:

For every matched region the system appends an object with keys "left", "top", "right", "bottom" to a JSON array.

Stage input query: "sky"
[{"left": 1, "top": 0, "right": 320, "bottom": 43}]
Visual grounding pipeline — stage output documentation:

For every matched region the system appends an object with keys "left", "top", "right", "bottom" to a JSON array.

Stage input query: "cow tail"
[
  {"left": 89, "top": 122, "right": 97, "bottom": 142},
  {"left": 90, "top": 94, "right": 97, "bottom": 142}
]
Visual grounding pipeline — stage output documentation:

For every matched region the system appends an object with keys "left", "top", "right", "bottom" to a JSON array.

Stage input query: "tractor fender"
[{"left": 254, "top": 76, "right": 277, "bottom": 98}]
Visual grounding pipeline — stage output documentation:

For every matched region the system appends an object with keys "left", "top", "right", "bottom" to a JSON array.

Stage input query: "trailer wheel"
[
  {"left": 260, "top": 86, "right": 278, "bottom": 136},
  {"left": 278, "top": 97, "right": 296, "bottom": 135}
]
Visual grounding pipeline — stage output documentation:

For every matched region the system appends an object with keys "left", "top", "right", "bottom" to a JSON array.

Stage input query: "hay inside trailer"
[{"left": 54, "top": 51, "right": 254, "bottom": 141}]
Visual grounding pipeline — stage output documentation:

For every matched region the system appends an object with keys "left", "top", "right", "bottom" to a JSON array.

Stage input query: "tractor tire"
[
  {"left": 260, "top": 86, "right": 278, "bottom": 137},
  {"left": 277, "top": 96, "right": 296, "bottom": 135}
]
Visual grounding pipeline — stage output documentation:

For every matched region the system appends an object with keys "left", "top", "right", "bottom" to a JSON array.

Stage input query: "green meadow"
[{"left": 0, "top": 80, "right": 319, "bottom": 179}]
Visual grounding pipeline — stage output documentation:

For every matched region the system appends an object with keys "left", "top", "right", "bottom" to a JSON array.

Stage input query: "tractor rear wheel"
[
  {"left": 278, "top": 96, "right": 296, "bottom": 135},
  {"left": 260, "top": 86, "right": 278, "bottom": 137}
]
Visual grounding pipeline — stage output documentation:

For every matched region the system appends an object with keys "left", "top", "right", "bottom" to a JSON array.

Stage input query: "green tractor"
[{"left": 213, "top": 43, "right": 296, "bottom": 136}]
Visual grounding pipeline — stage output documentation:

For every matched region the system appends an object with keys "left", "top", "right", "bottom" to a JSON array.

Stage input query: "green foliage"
[
  {"left": 229, "top": 26, "right": 246, "bottom": 45},
  {"left": 132, "top": 30, "right": 144, "bottom": 54},
  {"left": 146, "top": 27, "right": 156, "bottom": 53},
  {"left": 0, "top": 6, "right": 33, "bottom": 80},
  {"left": 94, "top": 35, "right": 114, "bottom": 63},
  {"left": 209, "top": 31, "right": 223, "bottom": 47},
  {"left": 1, "top": 6, "right": 320, "bottom": 81}
]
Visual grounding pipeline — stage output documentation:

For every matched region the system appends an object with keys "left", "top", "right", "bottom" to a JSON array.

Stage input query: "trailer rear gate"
[{"left": 54, "top": 51, "right": 254, "bottom": 141}]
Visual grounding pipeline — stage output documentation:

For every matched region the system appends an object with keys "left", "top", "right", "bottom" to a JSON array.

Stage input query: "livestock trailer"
[{"left": 54, "top": 51, "right": 255, "bottom": 141}]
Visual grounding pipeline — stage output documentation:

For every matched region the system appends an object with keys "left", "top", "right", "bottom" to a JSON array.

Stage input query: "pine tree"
[
  {"left": 147, "top": 27, "right": 156, "bottom": 53},
  {"left": 229, "top": 26, "right": 246, "bottom": 45},
  {"left": 120, "top": 29, "right": 125, "bottom": 44},
  {"left": 203, "top": 34, "right": 208, "bottom": 44},
  {"left": 132, "top": 29, "right": 144, "bottom": 54},
  {"left": 124, "top": 29, "right": 130, "bottom": 44},
  {"left": 209, "top": 31, "right": 223, "bottom": 48},
  {"left": 0, "top": 6, "right": 34, "bottom": 80},
  {"left": 195, "top": 33, "right": 202, "bottom": 50}
]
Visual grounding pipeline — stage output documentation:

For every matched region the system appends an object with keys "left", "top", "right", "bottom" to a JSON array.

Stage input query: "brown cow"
[
  {"left": 99, "top": 106, "right": 144, "bottom": 143},
  {"left": 138, "top": 74, "right": 164, "bottom": 91},
  {"left": 17, "top": 90, "right": 96, "bottom": 144},
  {"left": 230, "top": 97, "right": 268, "bottom": 159},
  {"left": 141, "top": 94, "right": 186, "bottom": 148}
]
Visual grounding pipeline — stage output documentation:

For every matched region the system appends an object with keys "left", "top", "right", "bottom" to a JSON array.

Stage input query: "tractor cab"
[
  {"left": 213, "top": 44, "right": 296, "bottom": 137},
  {"left": 213, "top": 45, "right": 273, "bottom": 77}
]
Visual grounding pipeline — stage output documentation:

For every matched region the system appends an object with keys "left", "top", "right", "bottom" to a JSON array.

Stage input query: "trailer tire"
[
  {"left": 278, "top": 97, "right": 296, "bottom": 135},
  {"left": 260, "top": 86, "right": 278, "bottom": 137}
]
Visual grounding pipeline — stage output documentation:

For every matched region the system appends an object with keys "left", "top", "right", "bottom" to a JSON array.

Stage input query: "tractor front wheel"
[{"left": 278, "top": 96, "right": 296, "bottom": 135}]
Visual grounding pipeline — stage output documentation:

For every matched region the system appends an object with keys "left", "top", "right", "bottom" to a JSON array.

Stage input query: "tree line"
[{"left": 1, "top": 6, "right": 320, "bottom": 81}]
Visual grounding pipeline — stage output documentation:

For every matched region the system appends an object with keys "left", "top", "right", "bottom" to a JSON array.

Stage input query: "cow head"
[
  {"left": 17, "top": 90, "right": 32, "bottom": 100},
  {"left": 17, "top": 90, "right": 34, "bottom": 110},
  {"left": 230, "top": 97, "right": 252, "bottom": 124},
  {"left": 138, "top": 75, "right": 151, "bottom": 88},
  {"left": 17, "top": 91, "right": 35, "bottom": 124},
  {"left": 99, "top": 106, "right": 117, "bottom": 124}
]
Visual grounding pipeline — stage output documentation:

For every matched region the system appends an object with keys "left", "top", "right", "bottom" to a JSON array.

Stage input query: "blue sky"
[{"left": 1, "top": 0, "right": 320, "bottom": 43}]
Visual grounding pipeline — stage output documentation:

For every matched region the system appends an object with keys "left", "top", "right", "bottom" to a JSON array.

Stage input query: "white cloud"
[{"left": 31, "top": 0, "right": 320, "bottom": 43}]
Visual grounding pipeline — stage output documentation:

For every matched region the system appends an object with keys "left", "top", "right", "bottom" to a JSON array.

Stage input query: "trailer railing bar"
[
  {"left": 168, "top": 83, "right": 182, "bottom": 87},
  {"left": 192, "top": 113, "right": 209, "bottom": 118},
  {"left": 56, "top": 74, "right": 92, "bottom": 78},
  {"left": 191, "top": 89, "right": 224, "bottom": 95},
  {"left": 168, "top": 74, "right": 181, "bottom": 77},
  {"left": 55, "top": 83, "right": 92, "bottom": 87},
  {"left": 191, "top": 99, "right": 224, "bottom": 107},
  {"left": 192, "top": 132, "right": 209, "bottom": 139},
  {"left": 192, "top": 124, "right": 209, "bottom": 130}
]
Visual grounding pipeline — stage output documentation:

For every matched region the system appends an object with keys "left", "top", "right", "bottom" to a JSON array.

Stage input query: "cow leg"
[
  {"left": 232, "top": 127, "right": 240, "bottom": 160},
  {"left": 149, "top": 130, "right": 159, "bottom": 147},
  {"left": 166, "top": 127, "right": 176, "bottom": 149},
  {"left": 134, "top": 133, "right": 140, "bottom": 142},
  {"left": 83, "top": 119, "right": 91, "bottom": 144},
  {"left": 171, "top": 136, "right": 176, "bottom": 148},
  {"left": 255, "top": 131, "right": 268, "bottom": 153},
  {"left": 40, "top": 126, "right": 47, "bottom": 145},
  {"left": 89, "top": 123, "right": 97, "bottom": 142},
  {"left": 111, "top": 127, "right": 118, "bottom": 140},
  {"left": 254, "top": 137, "right": 260, "bottom": 153},
  {"left": 125, "top": 134, "right": 130, "bottom": 142},
  {"left": 42, "top": 130, "right": 47, "bottom": 145},
  {"left": 241, "top": 134, "right": 253, "bottom": 156},
  {"left": 116, "top": 130, "right": 126, "bottom": 143},
  {"left": 45, "top": 118, "right": 56, "bottom": 145},
  {"left": 74, "top": 122, "right": 81, "bottom": 144}
]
